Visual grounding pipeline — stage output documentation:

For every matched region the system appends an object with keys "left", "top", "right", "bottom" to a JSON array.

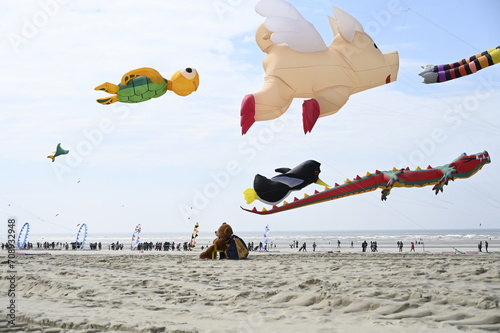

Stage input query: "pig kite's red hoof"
[
  {"left": 302, "top": 99, "right": 320, "bottom": 134},
  {"left": 240, "top": 94, "right": 256, "bottom": 135}
]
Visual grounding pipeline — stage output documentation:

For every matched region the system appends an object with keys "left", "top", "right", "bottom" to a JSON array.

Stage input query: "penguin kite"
[{"left": 244, "top": 160, "right": 329, "bottom": 205}]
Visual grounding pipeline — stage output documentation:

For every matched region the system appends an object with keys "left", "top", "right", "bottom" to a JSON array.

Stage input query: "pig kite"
[{"left": 240, "top": 0, "right": 400, "bottom": 134}]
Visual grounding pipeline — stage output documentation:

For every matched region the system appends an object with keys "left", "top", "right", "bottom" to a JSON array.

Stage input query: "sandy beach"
[{"left": 1, "top": 250, "right": 499, "bottom": 333}]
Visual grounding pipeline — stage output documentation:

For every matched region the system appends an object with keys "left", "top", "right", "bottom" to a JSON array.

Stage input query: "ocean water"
[{"left": 5, "top": 228, "right": 499, "bottom": 253}]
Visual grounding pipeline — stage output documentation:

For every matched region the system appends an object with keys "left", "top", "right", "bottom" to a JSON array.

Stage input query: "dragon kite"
[{"left": 241, "top": 151, "right": 490, "bottom": 215}]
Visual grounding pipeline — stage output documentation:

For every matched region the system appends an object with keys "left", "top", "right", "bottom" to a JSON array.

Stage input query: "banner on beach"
[
  {"left": 130, "top": 224, "right": 142, "bottom": 251},
  {"left": 261, "top": 224, "right": 270, "bottom": 250},
  {"left": 189, "top": 222, "right": 199, "bottom": 250}
]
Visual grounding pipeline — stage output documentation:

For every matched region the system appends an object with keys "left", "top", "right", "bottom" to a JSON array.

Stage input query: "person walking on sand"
[
  {"left": 485, "top": 241, "right": 488, "bottom": 252},
  {"left": 399, "top": 241, "right": 403, "bottom": 252},
  {"left": 299, "top": 242, "right": 307, "bottom": 252},
  {"left": 410, "top": 242, "right": 415, "bottom": 252},
  {"left": 312, "top": 242, "right": 317, "bottom": 252},
  {"left": 337, "top": 240, "right": 341, "bottom": 248},
  {"left": 478, "top": 241, "right": 482, "bottom": 252}
]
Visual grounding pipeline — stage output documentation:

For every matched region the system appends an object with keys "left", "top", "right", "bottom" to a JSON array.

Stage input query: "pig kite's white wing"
[{"left": 255, "top": 0, "right": 327, "bottom": 52}]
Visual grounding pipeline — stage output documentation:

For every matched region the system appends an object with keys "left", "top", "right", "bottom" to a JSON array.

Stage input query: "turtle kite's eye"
[{"left": 181, "top": 68, "right": 197, "bottom": 80}]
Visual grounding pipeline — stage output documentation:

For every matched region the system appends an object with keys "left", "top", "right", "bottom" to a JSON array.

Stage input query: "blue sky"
[{"left": 1, "top": 0, "right": 499, "bottom": 239}]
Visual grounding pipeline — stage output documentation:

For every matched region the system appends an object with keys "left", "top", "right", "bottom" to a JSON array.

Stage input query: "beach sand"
[{"left": 1, "top": 251, "right": 499, "bottom": 333}]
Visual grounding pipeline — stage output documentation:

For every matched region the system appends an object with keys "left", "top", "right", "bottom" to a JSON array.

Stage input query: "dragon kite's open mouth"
[{"left": 386, "top": 74, "right": 391, "bottom": 84}]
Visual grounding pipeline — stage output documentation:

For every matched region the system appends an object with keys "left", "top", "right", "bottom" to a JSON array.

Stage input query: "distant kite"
[
  {"left": 419, "top": 46, "right": 500, "bottom": 83},
  {"left": 242, "top": 151, "right": 491, "bottom": 215},
  {"left": 47, "top": 143, "right": 69, "bottom": 162},
  {"left": 241, "top": 0, "right": 399, "bottom": 134},
  {"left": 95, "top": 67, "right": 199, "bottom": 104}
]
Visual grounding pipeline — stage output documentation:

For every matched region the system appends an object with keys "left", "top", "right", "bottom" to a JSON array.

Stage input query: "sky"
[{"left": 1, "top": 0, "right": 500, "bottom": 240}]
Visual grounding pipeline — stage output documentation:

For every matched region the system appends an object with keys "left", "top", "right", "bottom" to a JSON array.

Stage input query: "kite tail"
[
  {"left": 47, "top": 155, "right": 56, "bottom": 162},
  {"left": 420, "top": 46, "right": 500, "bottom": 83}
]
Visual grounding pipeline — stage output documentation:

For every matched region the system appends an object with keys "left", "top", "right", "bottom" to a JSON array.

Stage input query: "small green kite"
[{"left": 47, "top": 143, "right": 69, "bottom": 162}]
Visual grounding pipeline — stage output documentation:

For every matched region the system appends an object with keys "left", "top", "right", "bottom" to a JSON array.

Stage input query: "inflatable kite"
[
  {"left": 47, "top": 143, "right": 69, "bottom": 162},
  {"left": 244, "top": 160, "right": 329, "bottom": 205},
  {"left": 419, "top": 46, "right": 500, "bottom": 83},
  {"left": 241, "top": 0, "right": 399, "bottom": 134},
  {"left": 242, "top": 151, "right": 490, "bottom": 215},
  {"left": 95, "top": 67, "right": 199, "bottom": 104}
]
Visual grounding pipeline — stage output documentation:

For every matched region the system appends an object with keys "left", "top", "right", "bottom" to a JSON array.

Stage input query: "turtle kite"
[{"left": 94, "top": 67, "right": 199, "bottom": 105}]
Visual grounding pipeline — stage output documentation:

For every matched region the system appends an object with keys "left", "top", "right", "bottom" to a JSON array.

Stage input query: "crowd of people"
[
  {"left": 135, "top": 241, "right": 190, "bottom": 251},
  {"left": 1, "top": 238, "right": 494, "bottom": 253}
]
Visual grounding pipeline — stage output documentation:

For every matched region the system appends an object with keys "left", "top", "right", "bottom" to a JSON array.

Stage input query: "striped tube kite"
[
  {"left": 241, "top": 151, "right": 490, "bottom": 215},
  {"left": 419, "top": 46, "right": 500, "bottom": 83}
]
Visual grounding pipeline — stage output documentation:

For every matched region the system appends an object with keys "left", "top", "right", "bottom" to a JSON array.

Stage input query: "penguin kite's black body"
[{"left": 244, "top": 160, "right": 329, "bottom": 205}]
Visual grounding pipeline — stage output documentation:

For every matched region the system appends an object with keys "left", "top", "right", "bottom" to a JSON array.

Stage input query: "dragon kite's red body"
[{"left": 241, "top": 151, "right": 490, "bottom": 215}]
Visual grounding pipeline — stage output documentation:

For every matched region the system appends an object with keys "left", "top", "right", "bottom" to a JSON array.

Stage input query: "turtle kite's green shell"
[{"left": 117, "top": 76, "right": 168, "bottom": 103}]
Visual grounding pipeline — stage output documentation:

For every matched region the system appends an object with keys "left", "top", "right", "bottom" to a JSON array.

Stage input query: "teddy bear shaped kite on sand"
[
  {"left": 199, "top": 222, "right": 234, "bottom": 259},
  {"left": 240, "top": 0, "right": 400, "bottom": 134}
]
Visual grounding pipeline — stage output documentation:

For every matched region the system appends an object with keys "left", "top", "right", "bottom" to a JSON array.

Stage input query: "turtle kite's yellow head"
[{"left": 169, "top": 68, "right": 200, "bottom": 96}]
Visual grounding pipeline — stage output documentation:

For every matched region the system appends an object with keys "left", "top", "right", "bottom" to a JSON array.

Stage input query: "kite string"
[
  {"left": 0, "top": 197, "right": 75, "bottom": 232},
  {"left": 396, "top": 7, "right": 409, "bottom": 50},
  {"left": 399, "top": 1, "right": 480, "bottom": 51}
]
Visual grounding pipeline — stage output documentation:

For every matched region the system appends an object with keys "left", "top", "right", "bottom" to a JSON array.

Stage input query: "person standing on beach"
[
  {"left": 485, "top": 241, "right": 489, "bottom": 252},
  {"left": 337, "top": 240, "right": 341, "bottom": 248},
  {"left": 399, "top": 241, "right": 403, "bottom": 252},
  {"left": 312, "top": 242, "right": 317, "bottom": 252},
  {"left": 299, "top": 242, "right": 307, "bottom": 252},
  {"left": 362, "top": 240, "right": 367, "bottom": 252},
  {"left": 478, "top": 241, "right": 482, "bottom": 252}
]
